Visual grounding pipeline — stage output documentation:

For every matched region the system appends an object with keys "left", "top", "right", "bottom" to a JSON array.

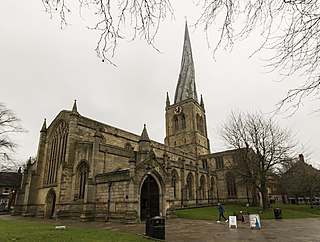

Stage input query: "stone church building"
[{"left": 15, "top": 23, "right": 254, "bottom": 222}]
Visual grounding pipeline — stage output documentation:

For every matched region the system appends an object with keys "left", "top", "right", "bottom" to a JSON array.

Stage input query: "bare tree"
[
  {"left": 42, "top": 0, "right": 173, "bottom": 65},
  {"left": 219, "top": 111, "right": 297, "bottom": 210},
  {"left": 196, "top": 0, "right": 320, "bottom": 114},
  {"left": 43, "top": 1, "right": 320, "bottom": 111},
  {"left": 0, "top": 103, "right": 25, "bottom": 171}
]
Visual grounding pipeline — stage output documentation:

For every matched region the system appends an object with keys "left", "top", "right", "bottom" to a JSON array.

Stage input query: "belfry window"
[
  {"left": 196, "top": 114, "right": 204, "bottom": 133},
  {"left": 173, "top": 116, "right": 179, "bottom": 132},
  {"left": 182, "top": 114, "right": 186, "bottom": 129},
  {"left": 46, "top": 121, "right": 68, "bottom": 185}
]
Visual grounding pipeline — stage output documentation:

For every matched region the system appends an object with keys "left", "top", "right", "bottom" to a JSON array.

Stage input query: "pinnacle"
[
  {"left": 139, "top": 124, "right": 150, "bottom": 142},
  {"left": 72, "top": 99, "right": 78, "bottom": 113},
  {"left": 41, "top": 118, "right": 47, "bottom": 132}
]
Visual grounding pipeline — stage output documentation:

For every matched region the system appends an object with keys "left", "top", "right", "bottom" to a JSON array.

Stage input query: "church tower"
[{"left": 165, "top": 22, "right": 210, "bottom": 156}]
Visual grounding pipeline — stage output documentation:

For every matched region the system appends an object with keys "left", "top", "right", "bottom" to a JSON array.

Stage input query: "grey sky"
[{"left": 1, "top": 1, "right": 319, "bottom": 167}]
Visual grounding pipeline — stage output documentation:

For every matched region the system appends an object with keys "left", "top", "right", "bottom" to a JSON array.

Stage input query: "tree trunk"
[
  {"left": 251, "top": 188, "right": 259, "bottom": 206},
  {"left": 310, "top": 194, "right": 314, "bottom": 208},
  {"left": 261, "top": 184, "right": 269, "bottom": 211}
]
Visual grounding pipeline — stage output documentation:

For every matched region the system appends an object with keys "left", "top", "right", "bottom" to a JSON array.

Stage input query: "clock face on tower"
[{"left": 174, "top": 106, "right": 182, "bottom": 115}]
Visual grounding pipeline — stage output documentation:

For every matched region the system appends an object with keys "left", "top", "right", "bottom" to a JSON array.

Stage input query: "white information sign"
[
  {"left": 249, "top": 214, "right": 261, "bottom": 229},
  {"left": 228, "top": 215, "right": 237, "bottom": 228}
]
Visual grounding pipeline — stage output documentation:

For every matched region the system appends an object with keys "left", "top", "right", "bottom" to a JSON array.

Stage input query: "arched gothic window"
[
  {"left": 196, "top": 114, "right": 204, "bottom": 134},
  {"left": 181, "top": 114, "right": 186, "bottom": 129},
  {"left": 172, "top": 171, "right": 178, "bottom": 199},
  {"left": 216, "top": 156, "right": 224, "bottom": 169},
  {"left": 196, "top": 115, "right": 200, "bottom": 130},
  {"left": 77, "top": 161, "right": 89, "bottom": 199},
  {"left": 46, "top": 121, "right": 68, "bottom": 185},
  {"left": 210, "top": 177, "right": 215, "bottom": 199},
  {"left": 200, "top": 176, "right": 206, "bottom": 200},
  {"left": 200, "top": 116, "right": 204, "bottom": 133},
  {"left": 202, "top": 159, "right": 208, "bottom": 169},
  {"left": 173, "top": 116, "right": 179, "bottom": 132},
  {"left": 187, "top": 173, "right": 193, "bottom": 200},
  {"left": 226, "top": 172, "right": 237, "bottom": 197}
]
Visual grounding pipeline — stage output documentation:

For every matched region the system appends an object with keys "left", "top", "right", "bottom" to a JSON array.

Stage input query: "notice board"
[
  {"left": 249, "top": 214, "right": 261, "bottom": 229},
  {"left": 228, "top": 216, "right": 237, "bottom": 228}
]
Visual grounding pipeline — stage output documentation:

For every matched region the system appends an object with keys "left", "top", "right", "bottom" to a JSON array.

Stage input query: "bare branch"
[
  {"left": 42, "top": 1, "right": 320, "bottom": 112},
  {"left": 0, "top": 103, "right": 27, "bottom": 171},
  {"left": 196, "top": 0, "right": 320, "bottom": 114},
  {"left": 43, "top": 0, "right": 173, "bottom": 64}
]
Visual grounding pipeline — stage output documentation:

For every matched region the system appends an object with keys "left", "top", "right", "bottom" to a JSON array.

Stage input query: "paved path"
[{"left": 1, "top": 215, "right": 320, "bottom": 241}]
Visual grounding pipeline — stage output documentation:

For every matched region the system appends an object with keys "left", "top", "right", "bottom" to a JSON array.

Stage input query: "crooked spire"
[{"left": 174, "top": 21, "right": 198, "bottom": 103}]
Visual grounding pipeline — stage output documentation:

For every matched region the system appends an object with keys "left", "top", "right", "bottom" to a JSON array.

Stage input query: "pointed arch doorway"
[
  {"left": 140, "top": 174, "right": 160, "bottom": 220},
  {"left": 45, "top": 189, "right": 56, "bottom": 219}
]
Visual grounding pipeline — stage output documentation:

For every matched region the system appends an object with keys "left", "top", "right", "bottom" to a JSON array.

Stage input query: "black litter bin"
[
  {"left": 146, "top": 216, "right": 165, "bottom": 239},
  {"left": 274, "top": 208, "right": 282, "bottom": 219}
]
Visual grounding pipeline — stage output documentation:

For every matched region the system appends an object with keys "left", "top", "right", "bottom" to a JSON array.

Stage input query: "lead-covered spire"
[{"left": 174, "top": 21, "right": 198, "bottom": 103}]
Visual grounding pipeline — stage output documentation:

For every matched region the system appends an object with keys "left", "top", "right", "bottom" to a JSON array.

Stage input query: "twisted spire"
[{"left": 174, "top": 22, "right": 198, "bottom": 103}]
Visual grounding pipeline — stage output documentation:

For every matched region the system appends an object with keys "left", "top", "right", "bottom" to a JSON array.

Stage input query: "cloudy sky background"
[{"left": 1, "top": 1, "right": 319, "bottom": 168}]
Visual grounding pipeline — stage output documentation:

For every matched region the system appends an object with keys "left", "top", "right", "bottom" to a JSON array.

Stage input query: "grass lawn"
[
  {"left": 0, "top": 220, "right": 149, "bottom": 242},
  {"left": 176, "top": 204, "right": 320, "bottom": 220}
]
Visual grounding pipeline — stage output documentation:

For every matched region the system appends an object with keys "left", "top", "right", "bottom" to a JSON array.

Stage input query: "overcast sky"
[{"left": 1, "top": 1, "right": 319, "bottom": 168}]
